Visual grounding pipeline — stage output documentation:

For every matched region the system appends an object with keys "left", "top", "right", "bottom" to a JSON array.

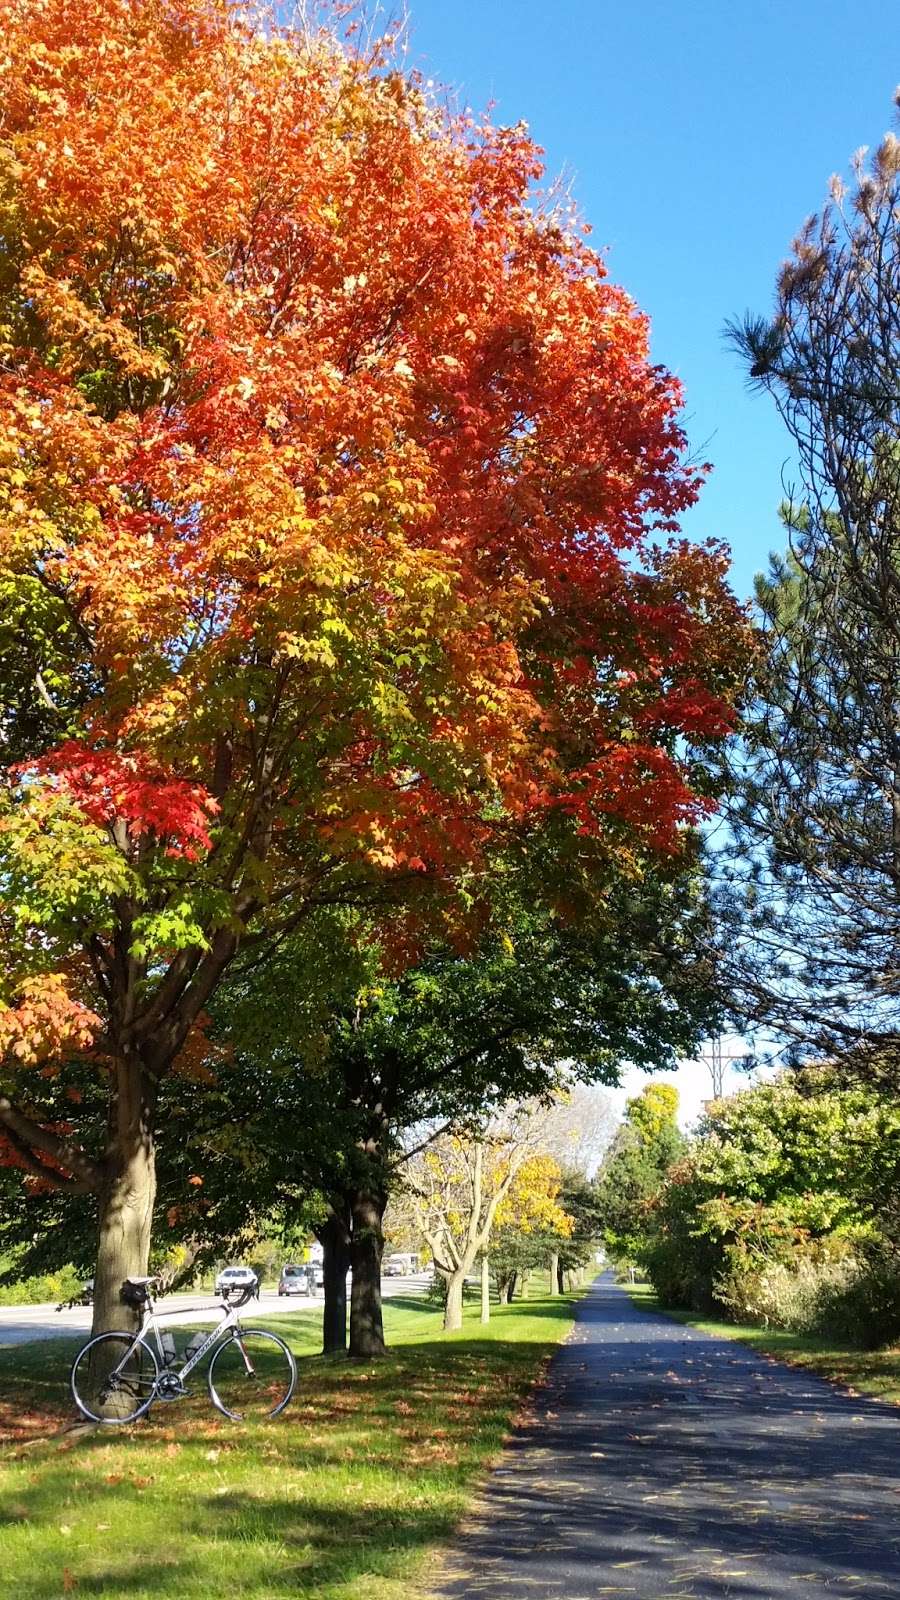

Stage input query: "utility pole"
[
  {"left": 708, "top": 1035, "right": 725, "bottom": 1099},
  {"left": 698, "top": 1038, "right": 746, "bottom": 1102}
]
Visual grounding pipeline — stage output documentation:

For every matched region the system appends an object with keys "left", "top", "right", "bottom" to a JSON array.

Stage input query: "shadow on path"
[{"left": 429, "top": 1274, "right": 900, "bottom": 1599}]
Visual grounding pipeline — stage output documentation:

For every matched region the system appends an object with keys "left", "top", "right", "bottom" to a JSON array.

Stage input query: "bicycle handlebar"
[{"left": 219, "top": 1282, "right": 258, "bottom": 1309}]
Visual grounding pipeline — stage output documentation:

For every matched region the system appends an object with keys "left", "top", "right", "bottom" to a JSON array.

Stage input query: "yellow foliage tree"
[{"left": 405, "top": 1107, "right": 572, "bottom": 1331}]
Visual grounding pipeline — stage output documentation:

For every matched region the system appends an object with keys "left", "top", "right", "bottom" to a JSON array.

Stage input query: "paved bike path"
[{"left": 431, "top": 1274, "right": 900, "bottom": 1599}]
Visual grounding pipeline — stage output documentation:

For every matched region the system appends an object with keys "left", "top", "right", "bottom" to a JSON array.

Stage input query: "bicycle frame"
[{"left": 116, "top": 1294, "right": 248, "bottom": 1386}]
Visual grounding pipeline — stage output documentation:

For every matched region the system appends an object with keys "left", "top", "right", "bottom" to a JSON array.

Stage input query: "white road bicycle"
[{"left": 70, "top": 1276, "right": 297, "bottom": 1425}]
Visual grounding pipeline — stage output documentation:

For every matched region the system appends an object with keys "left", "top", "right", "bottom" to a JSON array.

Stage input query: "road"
[
  {"left": 0, "top": 1274, "right": 429, "bottom": 1348},
  {"left": 431, "top": 1273, "right": 900, "bottom": 1600}
]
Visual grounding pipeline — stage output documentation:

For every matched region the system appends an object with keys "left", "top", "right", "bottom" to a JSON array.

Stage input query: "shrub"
[
  {"left": 713, "top": 1246, "right": 855, "bottom": 1332},
  {"left": 811, "top": 1243, "right": 900, "bottom": 1349},
  {"left": 0, "top": 1264, "right": 83, "bottom": 1306}
]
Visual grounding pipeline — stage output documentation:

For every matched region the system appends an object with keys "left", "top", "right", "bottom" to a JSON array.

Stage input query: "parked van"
[
  {"left": 278, "top": 1263, "right": 311, "bottom": 1296},
  {"left": 383, "top": 1253, "right": 419, "bottom": 1277}
]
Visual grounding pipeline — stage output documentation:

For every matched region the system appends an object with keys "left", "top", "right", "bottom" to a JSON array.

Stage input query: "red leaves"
[
  {"left": 557, "top": 745, "right": 713, "bottom": 853},
  {"left": 0, "top": 0, "right": 755, "bottom": 1018},
  {"left": 20, "top": 745, "right": 219, "bottom": 860}
]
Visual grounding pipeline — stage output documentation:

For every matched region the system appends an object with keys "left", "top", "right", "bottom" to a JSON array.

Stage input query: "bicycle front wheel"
[
  {"left": 207, "top": 1329, "right": 296, "bottom": 1421},
  {"left": 71, "top": 1331, "right": 159, "bottom": 1424}
]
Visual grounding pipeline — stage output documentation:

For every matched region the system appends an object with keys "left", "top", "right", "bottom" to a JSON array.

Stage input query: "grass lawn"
[
  {"left": 625, "top": 1280, "right": 900, "bottom": 1406},
  {"left": 0, "top": 1290, "right": 579, "bottom": 1599}
]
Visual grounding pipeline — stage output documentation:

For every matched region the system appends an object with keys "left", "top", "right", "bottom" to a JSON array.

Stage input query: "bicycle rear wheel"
[
  {"left": 207, "top": 1329, "right": 296, "bottom": 1420},
  {"left": 71, "top": 1331, "right": 159, "bottom": 1424}
]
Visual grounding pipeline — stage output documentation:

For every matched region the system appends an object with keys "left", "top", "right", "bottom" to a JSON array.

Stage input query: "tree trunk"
[
  {"left": 92, "top": 1131, "right": 156, "bottom": 1337},
  {"left": 557, "top": 1258, "right": 566, "bottom": 1294},
  {"left": 91, "top": 1061, "right": 157, "bottom": 1337},
  {"left": 497, "top": 1270, "right": 517, "bottom": 1304},
  {"left": 349, "top": 1186, "right": 386, "bottom": 1358},
  {"left": 549, "top": 1252, "right": 560, "bottom": 1296},
  {"left": 480, "top": 1254, "right": 490, "bottom": 1324},
  {"left": 444, "top": 1271, "right": 465, "bottom": 1332},
  {"left": 318, "top": 1202, "right": 351, "bottom": 1357}
]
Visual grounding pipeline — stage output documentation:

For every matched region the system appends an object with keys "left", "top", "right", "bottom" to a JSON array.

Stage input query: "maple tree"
[{"left": 0, "top": 0, "right": 748, "bottom": 1335}]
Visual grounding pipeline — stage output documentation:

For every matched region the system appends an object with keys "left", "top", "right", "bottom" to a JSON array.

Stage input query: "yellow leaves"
[
  {"left": 0, "top": 974, "right": 98, "bottom": 1069},
  {"left": 275, "top": 630, "right": 338, "bottom": 670},
  {"left": 495, "top": 1153, "right": 573, "bottom": 1236}
]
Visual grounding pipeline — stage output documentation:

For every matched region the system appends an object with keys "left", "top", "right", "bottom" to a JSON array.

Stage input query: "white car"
[{"left": 215, "top": 1265, "right": 259, "bottom": 1297}]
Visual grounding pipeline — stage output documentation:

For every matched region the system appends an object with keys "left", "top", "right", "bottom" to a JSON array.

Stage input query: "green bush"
[
  {"left": 644, "top": 1070, "right": 900, "bottom": 1347},
  {"left": 811, "top": 1243, "right": 900, "bottom": 1349},
  {"left": 713, "top": 1245, "right": 855, "bottom": 1332},
  {"left": 0, "top": 1263, "right": 84, "bottom": 1306}
]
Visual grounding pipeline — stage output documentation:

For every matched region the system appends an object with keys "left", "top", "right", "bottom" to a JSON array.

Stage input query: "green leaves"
[
  {"left": 646, "top": 1069, "right": 900, "bottom": 1326},
  {"left": 0, "top": 785, "right": 134, "bottom": 943}
]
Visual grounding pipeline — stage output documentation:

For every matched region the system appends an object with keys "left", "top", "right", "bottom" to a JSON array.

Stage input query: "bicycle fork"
[{"left": 235, "top": 1336, "right": 256, "bottom": 1377}]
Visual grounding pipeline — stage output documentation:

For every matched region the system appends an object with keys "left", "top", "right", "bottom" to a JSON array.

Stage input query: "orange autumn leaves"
[{"left": 0, "top": 0, "right": 750, "bottom": 1085}]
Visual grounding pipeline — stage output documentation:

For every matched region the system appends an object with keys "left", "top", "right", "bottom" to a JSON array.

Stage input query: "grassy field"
[
  {"left": 0, "top": 1290, "right": 578, "bottom": 1599},
  {"left": 626, "top": 1280, "right": 900, "bottom": 1406}
]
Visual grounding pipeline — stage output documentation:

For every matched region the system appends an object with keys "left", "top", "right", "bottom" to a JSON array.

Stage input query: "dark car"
[{"left": 278, "top": 1263, "right": 311, "bottom": 1296}]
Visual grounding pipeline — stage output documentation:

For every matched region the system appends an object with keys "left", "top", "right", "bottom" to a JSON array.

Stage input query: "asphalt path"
[
  {"left": 432, "top": 1273, "right": 900, "bottom": 1600},
  {"left": 0, "top": 1274, "right": 429, "bottom": 1348}
]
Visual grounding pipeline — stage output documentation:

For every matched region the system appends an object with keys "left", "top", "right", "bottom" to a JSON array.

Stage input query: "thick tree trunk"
[
  {"left": 556, "top": 1258, "right": 566, "bottom": 1294},
  {"left": 480, "top": 1254, "right": 490, "bottom": 1324},
  {"left": 91, "top": 1119, "right": 156, "bottom": 1337},
  {"left": 318, "top": 1203, "right": 351, "bottom": 1357},
  {"left": 349, "top": 1187, "right": 386, "bottom": 1358},
  {"left": 549, "top": 1252, "right": 560, "bottom": 1296},
  {"left": 497, "top": 1270, "right": 517, "bottom": 1304},
  {"left": 444, "top": 1271, "right": 465, "bottom": 1332}
]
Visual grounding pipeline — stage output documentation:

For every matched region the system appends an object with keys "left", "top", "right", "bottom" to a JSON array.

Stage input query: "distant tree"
[
  {"left": 553, "top": 1170, "right": 606, "bottom": 1290},
  {"left": 404, "top": 1108, "right": 571, "bottom": 1331},
  {"left": 594, "top": 1083, "right": 684, "bottom": 1268},
  {"left": 535, "top": 1085, "right": 617, "bottom": 1180},
  {"left": 723, "top": 104, "right": 900, "bottom": 1071}
]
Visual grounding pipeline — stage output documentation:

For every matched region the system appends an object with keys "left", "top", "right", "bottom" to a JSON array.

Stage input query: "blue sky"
[
  {"left": 403, "top": 0, "right": 898, "bottom": 602},
  {"left": 401, "top": 2, "right": 897, "bottom": 1118}
]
